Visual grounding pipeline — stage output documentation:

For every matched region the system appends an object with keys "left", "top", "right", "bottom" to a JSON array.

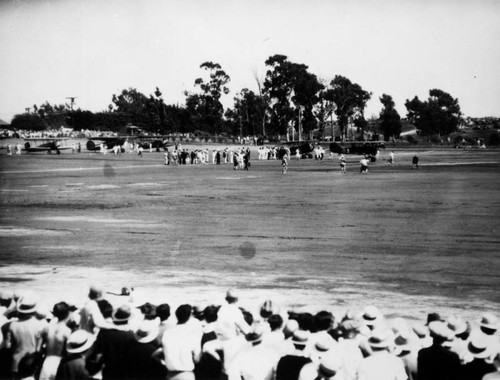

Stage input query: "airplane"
[
  {"left": 86, "top": 136, "right": 171, "bottom": 152},
  {"left": 23, "top": 138, "right": 73, "bottom": 154}
]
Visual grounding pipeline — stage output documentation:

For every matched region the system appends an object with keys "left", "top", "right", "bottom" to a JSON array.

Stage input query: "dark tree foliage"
[
  {"left": 185, "top": 62, "right": 231, "bottom": 134},
  {"left": 263, "top": 55, "right": 323, "bottom": 138},
  {"left": 323, "top": 76, "right": 371, "bottom": 141},
  {"left": 405, "top": 89, "right": 462, "bottom": 136},
  {"left": 226, "top": 88, "right": 267, "bottom": 137},
  {"left": 10, "top": 113, "right": 46, "bottom": 131},
  {"left": 379, "top": 94, "right": 402, "bottom": 140}
]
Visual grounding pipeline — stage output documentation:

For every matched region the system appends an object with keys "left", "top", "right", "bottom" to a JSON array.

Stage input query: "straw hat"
[
  {"left": 16, "top": 295, "right": 38, "bottom": 314},
  {"left": 478, "top": 313, "right": 499, "bottom": 332},
  {"left": 292, "top": 330, "right": 310, "bottom": 346},
  {"left": 134, "top": 322, "right": 160, "bottom": 344},
  {"left": 447, "top": 316, "right": 468, "bottom": 336},
  {"left": 66, "top": 330, "right": 95, "bottom": 354},
  {"left": 467, "top": 331, "right": 493, "bottom": 359},
  {"left": 367, "top": 328, "right": 392, "bottom": 349},
  {"left": 318, "top": 353, "right": 342, "bottom": 378},
  {"left": 428, "top": 321, "right": 454, "bottom": 346},
  {"left": 362, "top": 306, "right": 383, "bottom": 327}
]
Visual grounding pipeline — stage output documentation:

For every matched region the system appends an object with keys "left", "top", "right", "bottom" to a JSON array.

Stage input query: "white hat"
[
  {"left": 478, "top": 313, "right": 499, "bottom": 332},
  {"left": 134, "top": 322, "right": 160, "bottom": 344},
  {"left": 362, "top": 306, "right": 383, "bottom": 327},
  {"left": 66, "top": 330, "right": 95, "bottom": 354},
  {"left": 368, "top": 328, "right": 392, "bottom": 349},
  {"left": 467, "top": 331, "right": 493, "bottom": 359},
  {"left": 16, "top": 295, "right": 38, "bottom": 314}
]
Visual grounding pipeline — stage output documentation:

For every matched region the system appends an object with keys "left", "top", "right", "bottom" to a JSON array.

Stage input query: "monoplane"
[{"left": 23, "top": 138, "right": 72, "bottom": 154}]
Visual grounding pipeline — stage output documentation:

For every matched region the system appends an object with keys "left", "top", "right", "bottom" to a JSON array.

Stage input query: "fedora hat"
[
  {"left": 66, "top": 330, "right": 95, "bottom": 354},
  {"left": 16, "top": 295, "right": 38, "bottom": 314},
  {"left": 112, "top": 304, "right": 132, "bottom": 323},
  {"left": 478, "top": 313, "right": 499, "bottom": 332},
  {"left": 467, "top": 331, "right": 493, "bottom": 359},
  {"left": 134, "top": 322, "right": 160, "bottom": 344},
  {"left": 368, "top": 328, "right": 392, "bottom": 349},
  {"left": 225, "top": 289, "right": 239, "bottom": 301}
]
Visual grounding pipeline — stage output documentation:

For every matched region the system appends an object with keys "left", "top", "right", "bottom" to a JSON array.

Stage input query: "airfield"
[{"left": 0, "top": 144, "right": 499, "bottom": 321}]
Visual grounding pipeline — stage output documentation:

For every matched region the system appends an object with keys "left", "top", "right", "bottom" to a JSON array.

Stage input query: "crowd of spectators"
[{"left": 0, "top": 287, "right": 499, "bottom": 380}]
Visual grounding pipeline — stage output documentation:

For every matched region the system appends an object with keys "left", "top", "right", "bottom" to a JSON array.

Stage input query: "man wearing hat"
[
  {"left": 93, "top": 304, "right": 135, "bottom": 380},
  {"left": 298, "top": 352, "right": 345, "bottom": 380},
  {"left": 216, "top": 289, "right": 250, "bottom": 339},
  {"left": 227, "top": 327, "right": 280, "bottom": 380},
  {"left": 478, "top": 313, "right": 500, "bottom": 361},
  {"left": 79, "top": 284, "right": 111, "bottom": 334},
  {"left": 460, "top": 331, "right": 497, "bottom": 380},
  {"left": 417, "top": 321, "right": 461, "bottom": 380},
  {"left": 4, "top": 293, "right": 46, "bottom": 378},
  {"left": 356, "top": 328, "right": 407, "bottom": 380},
  {"left": 55, "top": 330, "right": 95, "bottom": 380},
  {"left": 124, "top": 321, "right": 166, "bottom": 380},
  {"left": 276, "top": 330, "right": 313, "bottom": 380}
]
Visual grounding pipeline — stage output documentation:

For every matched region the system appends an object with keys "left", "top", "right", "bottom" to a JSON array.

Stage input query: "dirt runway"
[{"left": 1, "top": 146, "right": 499, "bottom": 321}]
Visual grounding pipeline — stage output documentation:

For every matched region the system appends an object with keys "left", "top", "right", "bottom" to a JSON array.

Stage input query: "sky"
[{"left": 1, "top": 0, "right": 499, "bottom": 124}]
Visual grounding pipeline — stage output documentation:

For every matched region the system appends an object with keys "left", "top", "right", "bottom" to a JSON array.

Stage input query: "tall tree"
[
  {"left": 323, "top": 76, "right": 371, "bottom": 141},
  {"left": 405, "top": 89, "right": 461, "bottom": 136},
  {"left": 379, "top": 94, "right": 402, "bottom": 140},
  {"left": 10, "top": 113, "right": 46, "bottom": 131},
  {"left": 226, "top": 88, "right": 267, "bottom": 137},
  {"left": 185, "top": 61, "right": 230, "bottom": 134},
  {"left": 263, "top": 55, "right": 323, "bottom": 139}
]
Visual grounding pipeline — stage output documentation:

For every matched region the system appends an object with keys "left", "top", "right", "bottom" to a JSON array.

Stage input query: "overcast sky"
[{"left": 1, "top": 0, "right": 499, "bottom": 123}]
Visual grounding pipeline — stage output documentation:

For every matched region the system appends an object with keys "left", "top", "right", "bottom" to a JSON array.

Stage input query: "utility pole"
[{"left": 66, "top": 97, "right": 76, "bottom": 127}]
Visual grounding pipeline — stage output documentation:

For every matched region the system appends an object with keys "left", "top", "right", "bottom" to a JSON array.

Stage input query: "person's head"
[
  {"left": 268, "top": 314, "right": 283, "bottom": 331},
  {"left": 283, "top": 319, "right": 299, "bottom": 339},
  {"left": 225, "top": 289, "right": 239, "bottom": 304},
  {"left": 66, "top": 330, "right": 95, "bottom": 355},
  {"left": 367, "top": 328, "right": 393, "bottom": 352},
  {"left": 428, "top": 321, "right": 454, "bottom": 347},
  {"left": 204, "top": 305, "right": 219, "bottom": 324},
  {"left": 139, "top": 302, "right": 157, "bottom": 321},
  {"left": 88, "top": 284, "right": 104, "bottom": 300},
  {"left": 242, "top": 309, "right": 254, "bottom": 326},
  {"left": 52, "top": 301, "right": 70, "bottom": 321},
  {"left": 478, "top": 313, "right": 499, "bottom": 336},
  {"left": 314, "top": 311, "right": 334, "bottom": 332},
  {"left": 292, "top": 330, "right": 310, "bottom": 351},
  {"left": 175, "top": 304, "right": 192, "bottom": 325},
  {"left": 0, "top": 290, "right": 12, "bottom": 308},
  {"left": 97, "top": 299, "right": 113, "bottom": 319},
  {"left": 297, "top": 312, "right": 314, "bottom": 332},
  {"left": 16, "top": 294, "right": 38, "bottom": 318},
  {"left": 156, "top": 303, "right": 170, "bottom": 322},
  {"left": 260, "top": 300, "right": 273, "bottom": 319},
  {"left": 112, "top": 304, "right": 132, "bottom": 325},
  {"left": 361, "top": 306, "right": 383, "bottom": 330}
]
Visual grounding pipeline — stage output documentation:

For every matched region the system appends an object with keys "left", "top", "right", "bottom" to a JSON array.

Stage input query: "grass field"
[{"left": 0, "top": 145, "right": 499, "bottom": 322}]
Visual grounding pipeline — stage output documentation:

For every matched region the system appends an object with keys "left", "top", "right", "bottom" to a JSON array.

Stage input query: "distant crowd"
[{"left": 1, "top": 286, "right": 499, "bottom": 380}]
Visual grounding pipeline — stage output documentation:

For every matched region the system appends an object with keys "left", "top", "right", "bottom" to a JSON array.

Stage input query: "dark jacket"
[{"left": 417, "top": 344, "right": 461, "bottom": 380}]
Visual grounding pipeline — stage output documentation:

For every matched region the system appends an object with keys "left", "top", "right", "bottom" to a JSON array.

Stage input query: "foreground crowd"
[{"left": 1, "top": 288, "right": 499, "bottom": 380}]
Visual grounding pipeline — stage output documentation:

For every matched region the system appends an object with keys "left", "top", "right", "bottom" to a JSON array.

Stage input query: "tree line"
[{"left": 10, "top": 55, "right": 463, "bottom": 141}]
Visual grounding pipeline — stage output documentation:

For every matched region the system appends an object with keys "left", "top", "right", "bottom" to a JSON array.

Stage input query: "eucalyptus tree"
[
  {"left": 323, "top": 76, "right": 371, "bottom": 141},
  {"left": 405, "top": 89, "right": 461, "bottom": 137},
  {"left": 379, "top": 94, "right": 402, "bottom": 140}
]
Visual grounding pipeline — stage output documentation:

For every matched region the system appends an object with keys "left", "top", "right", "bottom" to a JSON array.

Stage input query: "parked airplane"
[{"left": 23, "top": 138, "right": 72, "bottom": 154}]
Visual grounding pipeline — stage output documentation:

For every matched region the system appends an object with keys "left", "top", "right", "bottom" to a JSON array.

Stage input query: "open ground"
[{"left": 0, "top": 145, "right": 499, "bottom": 322}]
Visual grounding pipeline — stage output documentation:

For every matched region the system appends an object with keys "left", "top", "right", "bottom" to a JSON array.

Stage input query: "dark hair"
[
  {"left": 175, "top": 304, "right": 192, "bottom": 324},
  {"left": 157, "top": 303, "right": 171, "bottom": 322},
  {"left": 297, "top": 312, "right": 314, "bottom": 332},
  {"left": 242, "top": 309, "right": 254, "bottom": 326},
  {"left": 52, "top": 302, "right": 70, "bottom": 320},
  {"left": 314, "top": 311, "right": 334, "bottom": 332},
  {"left": 97, "top": 299, "right": 113, "bottom": 319},
  {"left": 268, "top": 314, "right": 283, "bottom": 331},
  {"left": 204, "top": 306, "right": 219, "bottom": 323}
]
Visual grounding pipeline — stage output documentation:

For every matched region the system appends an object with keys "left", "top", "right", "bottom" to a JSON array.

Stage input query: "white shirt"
[
  {"left": 216, "top": 303, "right": 250, "bottom": 339},
  {"left": 356, "top": 350, "right": 407, "bottom": 380},
  {"left": 162, "top": 322, "right": 202, "bottom": 372},
  {"left": 227, "top": 343, "right": 280, "bottom": 380}
]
